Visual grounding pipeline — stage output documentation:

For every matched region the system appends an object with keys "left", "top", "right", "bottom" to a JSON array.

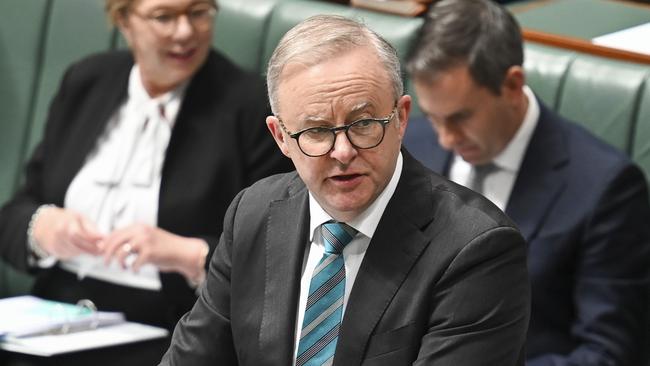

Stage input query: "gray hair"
[
  {"left": 266, "top": 14, "right": 403, "bottom": 115},
  {"left": 407, "top": 0, "right": 523, "bottom": 95}
]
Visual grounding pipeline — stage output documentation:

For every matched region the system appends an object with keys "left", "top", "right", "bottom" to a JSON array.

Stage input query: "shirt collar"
[
  {"left": 309, "top": 152, "right": 404, "bottom": 241},
  {"left": 127, "top": 65, "right": 189, "bottom": 127},
  {"left": 492, "top": 85, "right": 539, "bottom": 173}
]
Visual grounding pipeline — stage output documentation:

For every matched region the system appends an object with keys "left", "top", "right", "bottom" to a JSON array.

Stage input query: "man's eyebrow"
[
  {"left": 447, "top": 109, "right": 472, "bottom": 122},
  {"left": 300, "top": 102, "right": 373, "bottom": 126},
  {"left": 302, "top": 116, "right": 332, "bottom": 125},
  {"left": 345, "top": 102, "right": 372, "bottom": 120},
  {"left": 426, "top": 108, "right": 471, "bottom": 124}
]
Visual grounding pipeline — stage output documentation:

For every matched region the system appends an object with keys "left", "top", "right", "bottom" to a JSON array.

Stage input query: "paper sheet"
[
  {"left": 1, "top": 323, "right": 168, "bottom": 356},
  {"left": 592, "top": 22, "right": 650, "bottom": 55},
  {"left": 0, "top": 296, "right": 123, "bottom": 337},
  {"left": 0, "top": 296, "right": 167, "bottom": 356}
]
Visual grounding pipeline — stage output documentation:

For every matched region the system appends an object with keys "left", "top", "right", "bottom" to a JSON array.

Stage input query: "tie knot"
[
  {"left": 474, "top": 162, "right": 498, "bottom": 175},
  {"left": 322, "top": 221, "right": 357, "bottom": 255},
  {"left": 468, "top": 162, "right": 498, "bottom": 194}
]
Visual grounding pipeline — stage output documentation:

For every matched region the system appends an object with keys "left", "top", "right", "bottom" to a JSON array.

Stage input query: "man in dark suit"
[
  {"left": 405, "top": 0, "right": 650, "bottom": 365},
  {"left": 160, "top": 14, "right": 530, "bottom": 366}
]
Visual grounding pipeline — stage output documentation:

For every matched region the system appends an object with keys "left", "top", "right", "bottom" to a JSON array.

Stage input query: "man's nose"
[
  {"left": 437, "top": 124, "right": 461, "bottom": 150},
  {"left": 329, "top": 131, "right": 357, "bottom": 164}
]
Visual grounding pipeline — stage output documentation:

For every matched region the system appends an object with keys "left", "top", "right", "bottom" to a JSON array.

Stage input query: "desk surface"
[
  {"left": 509, "top": 0, "right": 650, "bottom": 64},
  {"left": 511, "top": 0, "right": 650, "bottom": 39}
]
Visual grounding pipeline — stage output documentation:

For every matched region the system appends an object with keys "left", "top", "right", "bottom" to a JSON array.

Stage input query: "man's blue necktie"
[{"left": 296, "top": 221, "right": 357, "bottom": 366}]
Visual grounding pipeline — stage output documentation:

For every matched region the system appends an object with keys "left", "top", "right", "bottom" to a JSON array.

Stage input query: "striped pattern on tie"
[{"left": 296, "top": 221, "right": 357, "bottom": 366}]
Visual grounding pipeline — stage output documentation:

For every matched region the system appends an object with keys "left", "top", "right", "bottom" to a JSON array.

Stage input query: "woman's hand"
[
  {"left": 100, "top": 224, "right": 208, "bottom": 283},
  {"left": 32, "top": 206, "right": 104, "bottom": 259}
]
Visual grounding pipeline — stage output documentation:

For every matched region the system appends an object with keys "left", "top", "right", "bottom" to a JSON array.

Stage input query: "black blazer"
[
  {"left": 404, "top": 102, "right": 650, "bottom": 365},
  {"left": 160, "top": 151, "right": 531, "bottom": 365},
  {"left": 0, "top": 50, "right": 293, "bottom": 324}
]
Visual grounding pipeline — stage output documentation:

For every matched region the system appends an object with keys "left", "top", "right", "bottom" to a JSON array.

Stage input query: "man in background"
[{"left": 406, "top": 0, "right": 650, "bottom": 364}]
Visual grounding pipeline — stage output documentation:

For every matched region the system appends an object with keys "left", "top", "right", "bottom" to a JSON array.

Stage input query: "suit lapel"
[
  {"left": 259, "top": 177, "right": 310, "bottom": 365},
  {"left": 335, "top": 152, "right": 435, "bottom": 365},
  {"left": 55, "top": 54, "right": 133, "bottom": 201},
  {"left": 159, "top": 51, "right": 219, "bottom": 189},
  {"left": 157, "top": 52, "right": 215, "bottom": 224},
  {"left": 506, "top": 104, "right": 568, "bottom": 241}
]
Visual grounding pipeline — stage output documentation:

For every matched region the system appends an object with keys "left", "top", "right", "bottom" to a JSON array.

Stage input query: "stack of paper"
[
  {"left": 0, "top": 296, "right": 124, "bottom": 338},
  {"left": 592, "top": 22, "right": 650, "bottom": 56},
  {"left": 0, "top": 296, "right": 168, "bottom": 356}
]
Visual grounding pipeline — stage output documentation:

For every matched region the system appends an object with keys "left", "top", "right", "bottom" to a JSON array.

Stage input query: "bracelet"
[{"left": 27, "top": 204, "right": 56, "bottom": 260}]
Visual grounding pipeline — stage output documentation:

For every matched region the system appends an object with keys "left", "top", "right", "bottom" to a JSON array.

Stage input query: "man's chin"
[
  {"left": 323, "top": 200, "right": 369, "bottom": 222},
  {"left": 459, "top": 151, "right": 486, "bottom": 166}
]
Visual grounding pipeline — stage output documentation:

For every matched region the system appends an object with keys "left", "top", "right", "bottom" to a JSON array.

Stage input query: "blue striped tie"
[{"left": 296, "top": 221, "right": 357, "bottom": 366}]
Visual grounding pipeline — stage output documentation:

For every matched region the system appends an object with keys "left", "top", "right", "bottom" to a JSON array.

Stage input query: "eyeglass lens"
[
  {"left": 298, "top": 119, "right": 387, "bottom": 156},
  {"left": 144, "top": 3, "right": 215, "bottom": 35}
]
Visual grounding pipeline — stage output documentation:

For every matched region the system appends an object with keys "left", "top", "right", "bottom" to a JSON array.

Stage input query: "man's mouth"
[{"left": 331, "top": 173, "right": 361, "bottom": 181}]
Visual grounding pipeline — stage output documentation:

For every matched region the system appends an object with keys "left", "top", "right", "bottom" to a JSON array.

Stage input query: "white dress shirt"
[
  {"left": 62, "top": 65, "right": 187, "bottom": 290},
  {"left": 293, "top": 152, "right": 403, "bottom": 363},
  {"left": 449, "top": 86, "right": 540, "bottom": 210}
]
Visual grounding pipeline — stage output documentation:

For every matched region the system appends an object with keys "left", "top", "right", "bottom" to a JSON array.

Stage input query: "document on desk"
[
  {"left": 0, "top": 295, "right": 124, "bottom": 338},
  {"left": 592, "top": 22, "right": 650, "bottom": 56},
  {"left": 0, "top": 296, "right": 168, "bottom": 356},
  {"left": 0, "top": 323, "right": 168, "bottom": 356}
]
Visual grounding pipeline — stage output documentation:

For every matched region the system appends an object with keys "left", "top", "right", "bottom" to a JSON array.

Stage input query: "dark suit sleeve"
[
  {"left": 159, "top": 189, "right": 245, "bottom": 366},
  {"left": 528, "top": 165, "right": 650, "bottom": 366},
  {"left": 0, "top": 144, "right": 44, "bottom": 270},
  {"left": 415, "top": 226, "right": 530, "bottom": 366},
  {"left": 0, "top": 62, "right": 76, "bottom": 271}
]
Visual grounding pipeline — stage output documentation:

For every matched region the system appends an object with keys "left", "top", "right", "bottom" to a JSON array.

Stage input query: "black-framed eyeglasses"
[
  {"left": 130, "top": 2, "right": 217, "bottom": 37},
  {"left": 277, "top": 108, "right": 397, "bottom": 157}
]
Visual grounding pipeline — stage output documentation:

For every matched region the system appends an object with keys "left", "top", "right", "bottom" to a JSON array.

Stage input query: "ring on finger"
[{"left": 122, "top": 243, "right": 133, "bottom": 254}]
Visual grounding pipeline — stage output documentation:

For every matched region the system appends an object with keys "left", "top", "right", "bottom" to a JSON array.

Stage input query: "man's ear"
[
  {"left": 266, "top": 116, "right": 291, "bottom": 158},
  {"left": 501, "top": 65, "right": 525, "bottom": 96},
  {"left": 396, "top": 94, "right": 412, "bottom": 140}
]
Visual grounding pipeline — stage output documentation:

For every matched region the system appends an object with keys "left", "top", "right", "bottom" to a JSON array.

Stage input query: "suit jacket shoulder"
[
  {"left": 506, "top": 103, "right": 650, "bottom": 365},
  {"left": 61, "top": 50, "right": 133, "bottom": 84}
]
